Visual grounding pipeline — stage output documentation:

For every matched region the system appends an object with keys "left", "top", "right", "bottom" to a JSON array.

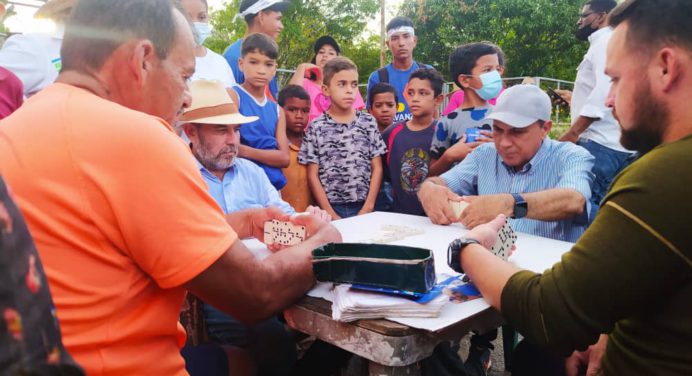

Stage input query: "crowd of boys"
[{"left": 1, "top": 0, "right": 691, "bottom": 375}]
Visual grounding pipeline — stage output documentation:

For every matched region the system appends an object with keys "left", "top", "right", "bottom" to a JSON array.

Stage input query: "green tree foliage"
[
  {"left": 207, "top": 0, "right": 380, "bottom": 84},
  {"left": 399, "top": 0, "right": 588, "bottom": 81},
  {"left": 0, "top": 1, "right": 16, "bottom": 36}
]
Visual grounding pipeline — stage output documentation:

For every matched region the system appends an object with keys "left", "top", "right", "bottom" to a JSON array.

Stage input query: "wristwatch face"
[
  {"left": 512, "top": 193, "right": 528, "bottom": 219},
  {"left": 447, "top": 239, "right": 463, "bottom": 274}
]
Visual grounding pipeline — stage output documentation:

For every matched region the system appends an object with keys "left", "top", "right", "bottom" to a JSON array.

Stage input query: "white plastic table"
[{"left": 247, "top": 212, "right": 575, "bottom": 375}]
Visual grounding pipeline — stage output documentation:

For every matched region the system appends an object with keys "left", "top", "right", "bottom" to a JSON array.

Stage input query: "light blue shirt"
[
  {"left": 197, "top": 157, "right": 295, "bottom": 215},
  {"left": 441, "top": 139, "right": 594, "bottom": 242}
]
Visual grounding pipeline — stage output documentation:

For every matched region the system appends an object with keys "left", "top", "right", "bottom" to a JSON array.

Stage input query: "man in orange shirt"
[{"left": 0, "top": 1, "right": 340, "bottom": 375}]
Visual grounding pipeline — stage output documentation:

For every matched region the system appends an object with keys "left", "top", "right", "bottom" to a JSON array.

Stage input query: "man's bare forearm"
[{"left": 524, "top": 188, "right": 586, "bottom": 221}]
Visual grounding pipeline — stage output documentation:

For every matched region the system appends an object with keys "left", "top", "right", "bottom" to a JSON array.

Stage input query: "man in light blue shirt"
[
  {"left": 419, "top": 84, "right": 595, "bottom": 243},
  {"left": 195, "top": 157, "right": 294, "bottom": 215},
  {"left": 180, "top": 79, "right": 309, "bottom": 375}
]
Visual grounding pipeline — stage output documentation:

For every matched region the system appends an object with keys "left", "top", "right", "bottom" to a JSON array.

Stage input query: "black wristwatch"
[
  {"left": 447, "top": 237, "right": 481, "bottom": 274},
  {"left": 511, "top": 193, "right": 528, "bottom": 219}
]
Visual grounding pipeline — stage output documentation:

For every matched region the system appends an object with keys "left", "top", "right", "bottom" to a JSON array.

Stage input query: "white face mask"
[{"left": 193, "top": 22, "right": 212, "bottom": 46}]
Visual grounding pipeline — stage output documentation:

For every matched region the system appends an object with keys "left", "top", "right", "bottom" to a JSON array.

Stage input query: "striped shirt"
[{"left": 441, "top": 139, "right": 594, "bottom": 242}]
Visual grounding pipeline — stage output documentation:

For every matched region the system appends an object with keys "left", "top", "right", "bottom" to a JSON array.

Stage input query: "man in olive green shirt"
[{"left": 455, "top": 0, "right": 692, "bottom": 375}]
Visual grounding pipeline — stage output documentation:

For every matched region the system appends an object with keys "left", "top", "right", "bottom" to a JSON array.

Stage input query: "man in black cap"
[{"left": 223, "top": 0, "right": 290, "bottom": 101}]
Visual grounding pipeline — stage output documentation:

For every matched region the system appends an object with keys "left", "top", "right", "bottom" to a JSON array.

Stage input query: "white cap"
[{"left": 486, "top": 84, "right": 552, "bottom": 128}]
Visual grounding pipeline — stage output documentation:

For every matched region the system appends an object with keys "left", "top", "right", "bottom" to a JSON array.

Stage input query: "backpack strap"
[
  {"left": 386, "top": 123, "right": 406, "bottom": 166},
  {"left": 377, "top": 67, "right": 389, "bottom": 84}
]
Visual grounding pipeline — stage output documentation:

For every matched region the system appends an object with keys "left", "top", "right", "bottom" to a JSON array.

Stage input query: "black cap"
[
  {"left": 313, "top": 35, "right": 341, "bottom": 55},
  {"left": 239, "top": 0, "right": 291, "bottom": 15}
]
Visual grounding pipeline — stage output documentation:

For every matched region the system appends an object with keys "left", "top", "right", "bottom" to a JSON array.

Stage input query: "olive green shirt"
[{"left": 502, "top": 135, "right": 692, "bottom": 375}]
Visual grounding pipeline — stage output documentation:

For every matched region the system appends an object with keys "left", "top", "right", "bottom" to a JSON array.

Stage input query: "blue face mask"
[
  {"left": 473, "top": 70, "right": 503, "bottom": 101},
  {"left": 193, "top": 22, "right": 212, "bottom": 46}
]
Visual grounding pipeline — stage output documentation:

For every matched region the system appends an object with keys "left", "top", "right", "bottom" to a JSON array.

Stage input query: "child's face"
[
  {"left": 386, "top": 31, "right": 417, "bottom": 61},
  {"left": 315, "top": 45, "right": 338, "bottom": 69},
  {"left": 406, "top": 78, "right": 440, "bottom": 118},
  {"left": 283, "top": 97, "right": 311, "bottom": 133},
  {"left": 459, "top": 53, "right": 501, "bottom": 90},
  {"left": 369, "top": 92, "right": 397, "bottom": 128},
  {"left": 238, "top": 51, "right": 277, "bottom": 90},
  {"left": 322, "top": 69, "right": 359, "bottom": 111},
  {"left": 257, "top": 10, "right": 284, "bottom": 40}
]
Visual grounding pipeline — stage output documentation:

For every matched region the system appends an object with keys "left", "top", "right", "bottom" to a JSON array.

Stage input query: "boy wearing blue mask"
[{"left": 429, "top": 42, "right": 503, "bottom": 176}]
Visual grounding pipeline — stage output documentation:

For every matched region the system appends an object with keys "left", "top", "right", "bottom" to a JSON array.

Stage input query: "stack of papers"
[{"left": 331, "top": 284, "right": 448, "bottom": 322}]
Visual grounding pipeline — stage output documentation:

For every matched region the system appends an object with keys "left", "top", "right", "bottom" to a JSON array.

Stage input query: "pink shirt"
[
  {"left": 442, "top": 89, "right": 501, "bottom": 116},
  {"left": 0, "top": 67, "right": 23, "bottom": 120},
  {"left": 303, "top": 78, "right": 365, "bottom": 126}
]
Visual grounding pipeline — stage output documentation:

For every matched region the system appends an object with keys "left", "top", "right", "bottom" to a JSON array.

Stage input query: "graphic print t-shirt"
[{"left": 382, "top": 122, "right": 435, "bottom": 215}]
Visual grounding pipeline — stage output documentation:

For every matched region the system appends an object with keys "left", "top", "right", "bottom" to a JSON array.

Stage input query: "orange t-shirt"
[
  {"left": 0, "top": 84, "right": 237, "bottom": 375},
  {"left": 281, "top": 143, "right": 314, "bottom": 212}
]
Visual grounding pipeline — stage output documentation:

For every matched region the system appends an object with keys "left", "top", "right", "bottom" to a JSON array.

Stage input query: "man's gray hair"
[{"left": 61, "top": 0, "right": 182, "bottom": 72}]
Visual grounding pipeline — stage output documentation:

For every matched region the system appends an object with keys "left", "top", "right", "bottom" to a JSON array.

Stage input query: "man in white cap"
[
  {"left": 0, "top": 0, "right": 74, "bottom": 97},
  {"left": 419, "top": 84, "right": 595, "bottom": 243},
  {"left": 418, "top": 84, "right": 594, "bottom": 375},
  {"left": 223, "top": 0, "right": 290, "bottom": 101}
]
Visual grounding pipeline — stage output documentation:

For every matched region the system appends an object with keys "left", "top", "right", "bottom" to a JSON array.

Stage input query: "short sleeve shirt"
[
  {"left": 429, "top": 106, "right": 493, "bottom": 160},
  {"left": 0, "top": 84, "right": 237, "bottom": 375},
  {"left": 192, "top": 47, "right": 237, "bottom": 88},
  {"left": 382, "top": 122, "right": 435, "bottom": 216},
  {"left": 298, "top": 111, "right": 386, "bottom": 204}
]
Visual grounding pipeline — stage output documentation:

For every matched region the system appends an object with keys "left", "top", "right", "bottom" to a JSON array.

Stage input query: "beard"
[
  {"left": 617, "top": 80, "right": 670, "bottom": 154},
  {"left": 575, "top": 25, "right": 596, "bottom": 41},
  {"left": 192, "top": 138, "right": 237, "bottom": 173}
]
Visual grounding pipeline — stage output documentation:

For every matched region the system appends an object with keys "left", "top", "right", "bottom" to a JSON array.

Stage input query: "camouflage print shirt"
[{"left": 299, "top": 111, "right": 387, "bottom": 204}]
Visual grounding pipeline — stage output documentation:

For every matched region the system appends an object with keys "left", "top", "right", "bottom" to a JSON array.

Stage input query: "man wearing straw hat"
[
  {"left": 0, "top": 0, "right": 75, "bottom": 97},
  {"left": 181, "top": 79, "right": 332, "bottom": 375}
]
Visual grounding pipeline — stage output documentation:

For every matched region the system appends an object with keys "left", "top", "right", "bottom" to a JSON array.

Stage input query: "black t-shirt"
[{"left": 382, "top": 121, "right": 435, "bottom": 216}]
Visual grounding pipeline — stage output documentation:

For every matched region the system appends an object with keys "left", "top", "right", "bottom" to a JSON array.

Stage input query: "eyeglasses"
[{"left": 579, "top": 11, "right": 604, "bottom": 19}]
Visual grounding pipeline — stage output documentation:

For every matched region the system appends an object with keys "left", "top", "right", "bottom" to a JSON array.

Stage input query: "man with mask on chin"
[
  {"left": 555, "top": 0, "right": 635, "bottom": 219},
  {"left": 0, "top": 0, "right": 74, "bottom": 97}
]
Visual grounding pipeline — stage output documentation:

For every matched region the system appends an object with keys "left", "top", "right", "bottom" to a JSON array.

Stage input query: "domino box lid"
[{"left": 312, "top": 243, "right": 436, "bottom": 294}]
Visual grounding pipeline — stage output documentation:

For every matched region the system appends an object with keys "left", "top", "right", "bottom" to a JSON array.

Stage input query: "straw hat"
[
  {"left": 34, "top": 0, "right": 76, "bottom": 20},
  {"left": 181, "top": 80, "right": 258, "bottom": 125}
]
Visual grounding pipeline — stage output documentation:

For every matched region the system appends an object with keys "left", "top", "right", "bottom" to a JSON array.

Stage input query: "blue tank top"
[{"left": 233, "top": 86, "right": 287, "bottom": 190}]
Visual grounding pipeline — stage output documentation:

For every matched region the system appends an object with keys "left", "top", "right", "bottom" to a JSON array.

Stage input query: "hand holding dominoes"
[
  {"left": 464, "top": 214, "right": 517, "bottom": 261},
  {"left": 490, "top": 220, "right": 517, "bottom": 261},
  {"left": 263, "top": 219, "right": 306, "bottom": 246},
  {"left": 449, "top": 200, "right": 469, "bottom": 220}
]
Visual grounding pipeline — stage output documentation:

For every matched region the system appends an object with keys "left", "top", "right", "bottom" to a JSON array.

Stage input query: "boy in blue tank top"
[{"left": 228, "top": 33, "right": 289, "bottom": 190}]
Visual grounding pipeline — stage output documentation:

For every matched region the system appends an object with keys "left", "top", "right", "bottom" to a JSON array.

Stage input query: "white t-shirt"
[
  {"left": 191, "top": 48, "right": 236, "bottom": 89},
  {"left": 571, "top": 27, "right": 631, "bottom": 153},
  {"left": 0, "top": 31, "right": 63, "bottom": 97}
]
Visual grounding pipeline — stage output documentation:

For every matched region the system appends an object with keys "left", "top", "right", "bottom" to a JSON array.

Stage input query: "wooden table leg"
[{"left": 368, "top": 360, "right": 421, "bottom": 376}]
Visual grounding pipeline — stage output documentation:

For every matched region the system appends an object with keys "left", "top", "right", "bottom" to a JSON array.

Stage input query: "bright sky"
[{"left": 5, "top": 0, "right": 404, "bottom": 37}]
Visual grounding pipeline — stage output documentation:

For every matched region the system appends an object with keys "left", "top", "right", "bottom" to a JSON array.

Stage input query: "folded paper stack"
[{"left": 331, "top": 284, "right": 447, "bottom": 322}]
